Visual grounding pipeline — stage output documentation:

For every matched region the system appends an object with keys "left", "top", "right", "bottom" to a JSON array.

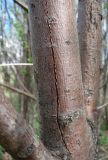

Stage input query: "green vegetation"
[
  {"left": 0, "top": 146, "right": 3, "bottom": 160},
  {"left": 14, "top": 22, "right": 25, "bottom": 40},
  {"left": 104, "top": 3, "right": 108, "bottom": 9},
  {"left": 99, "top": 130, "right": 108, "bottom": 146}
]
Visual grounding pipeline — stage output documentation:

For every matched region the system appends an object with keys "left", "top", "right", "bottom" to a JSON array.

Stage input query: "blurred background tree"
[{"left": 0, "top": 1, "right": 39, "bottom": 159}]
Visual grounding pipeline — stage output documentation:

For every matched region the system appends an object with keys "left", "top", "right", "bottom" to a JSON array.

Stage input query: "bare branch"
[
  {"left": 14, "top": 0, "right": 28, "bottom": 12},
  {"left": 10, "top": 66, "right": 32, "bottom": 94},
  {"left": 100, "top": 146, "right": 108, "bottom": 154},
  {"left": 0, "top": 91, "right": 56, "bottom": 160},
  {"left": 0, "top": 83, "right": 36, "bottom": 101},
  {"left": 0, "top": 63, "right": 33, "bottom": 67},
  {"left": 98, "top": 103, "right": 108, "bottom": 110}
]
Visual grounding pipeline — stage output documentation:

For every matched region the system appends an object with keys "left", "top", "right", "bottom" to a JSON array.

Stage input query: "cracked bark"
[
  {"left": 47, "top": 7, "right": 71, "bottom": 158},
  {"left": 28, "top": 0, "right": 95, "bottom": 159}
]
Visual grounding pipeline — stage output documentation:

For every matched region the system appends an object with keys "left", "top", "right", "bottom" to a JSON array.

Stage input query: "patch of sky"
[{"left": 0, "top": 0, "right": 16, "bottom": 35}]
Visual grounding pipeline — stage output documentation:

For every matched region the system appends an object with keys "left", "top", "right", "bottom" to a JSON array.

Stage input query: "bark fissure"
[
  {"left": 46, "top": 8, "right": 71, "bottom": 159},
  {"left": 28, "top": 0, "right": 100, "bottom": 159}
]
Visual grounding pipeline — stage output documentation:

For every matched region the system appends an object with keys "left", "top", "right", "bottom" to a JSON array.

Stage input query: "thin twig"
[
  {"left": 14, "top": 0, "right": 28, "bottom": 12},
  {"left": 0, "top": 83, "right": 36, "bottom": 101},
  {"left": 100, "top": 146, "right": 108, "bottom": 154},
  {"left": 0, "top": 63, "right": 33, "bottom": 67},
  {"left": 10, "top": 66, "right": 32, "bottom": 94},
  {"left": 98, "top": 103, "right": 108, "bottom": 110}
]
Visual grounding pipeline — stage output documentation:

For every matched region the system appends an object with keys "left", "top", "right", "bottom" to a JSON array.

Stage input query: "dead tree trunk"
[{"left": 28, "top": 0, "right": 97, "bottom": 159}]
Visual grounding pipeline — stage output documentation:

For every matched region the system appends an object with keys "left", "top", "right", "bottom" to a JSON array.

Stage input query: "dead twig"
[
  {"left": 0, "top": 83, "right": 36, "bottom": 101},
  {"left": 14, "top": 0, "right": 28, "bottom": 12}
]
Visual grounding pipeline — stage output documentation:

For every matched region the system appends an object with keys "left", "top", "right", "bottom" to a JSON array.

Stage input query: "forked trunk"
[{"left": 29, "top": 0, "right": 97, "bottom": 159}]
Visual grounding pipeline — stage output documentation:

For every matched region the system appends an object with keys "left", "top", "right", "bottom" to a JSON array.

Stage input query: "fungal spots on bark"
[
  {"left": 48, "top": 17, "right": 57, "bottom": 24},
  {"left": 64, "top": 89, "right": 70, "bottom": 93},
  {"left": 45, "top": 16, "right": 57, "bottom": 26},
  {"left": 17, "top": 140, "right": 35, "bottom": 158},
  {"left": 84, "top": 89, "right": 94, "bottom": 97},
  {"left": 58, "top": 109, "right": 83, "bottom": 127},
  {"left": 27, "top": 143, "right": 35, "bottom": 155},
  {"left": 76, "top": 139, "right": 81, "bottom": 146},
  {"left": 65, "top": 40, "right": 72, "bottom": 45}
]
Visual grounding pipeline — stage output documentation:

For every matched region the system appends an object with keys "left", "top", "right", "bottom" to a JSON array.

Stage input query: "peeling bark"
[{"left": 78, "top": 0, "right": 102, "bottom": 122}]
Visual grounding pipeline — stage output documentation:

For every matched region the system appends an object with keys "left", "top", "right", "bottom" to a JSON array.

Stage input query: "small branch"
[
  {"left": 0, "top": 63, "right": 33, "bottom": 67},
  {"left": 0, "top": 91, "right": 56, "bottom": 160},
  {"left": 100, "top": 146, "right": 108, "bottom": 154},
  {"left": 0, "top": 83, "right": 36, "bottom": 101},
  {"left": 10, "top": 66, "right": 31, "bottom": 93},
  {"left": 14, "top": 0, "right": 28, "bottom": 12},
  {"left": 98, "top": 103, "right": 108, "bottom": 110}
]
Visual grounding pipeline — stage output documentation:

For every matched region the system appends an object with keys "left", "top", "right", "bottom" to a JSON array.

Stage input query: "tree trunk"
[
  {"left": 78, "top": 0, "right": 102, "bottom": 122},
  {"left": 28, "top": 0, "right": 97, "bottom": 159}
]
